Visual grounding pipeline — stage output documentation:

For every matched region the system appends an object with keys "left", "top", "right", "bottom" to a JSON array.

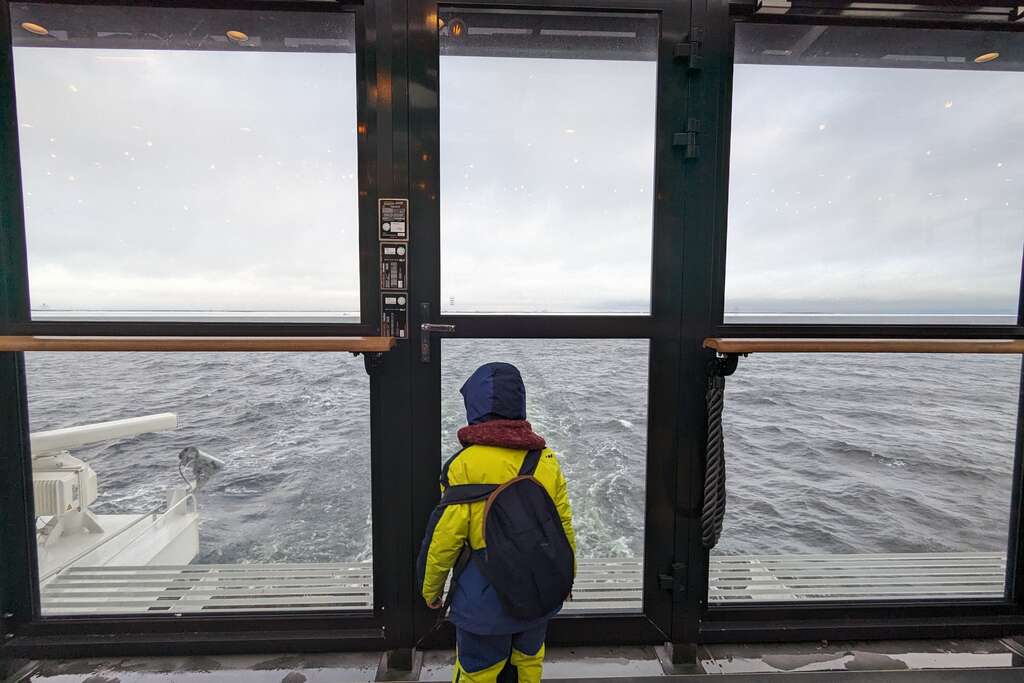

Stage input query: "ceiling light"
[
  {"left": 226, "top": 30, "right": 249, "bottom": 43},
  {"left": 974, "top": 52, "right": 1000, "bottom": 64},
  {"left": 21, "top": 22, "right": 48, "bottom": 36}
]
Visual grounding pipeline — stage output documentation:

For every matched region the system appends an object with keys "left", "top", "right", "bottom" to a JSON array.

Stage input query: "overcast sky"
[
  {"left": 14, "top": 47, "right": 361, "bottom": 314},
  {"left": 12, "top": 45, "right": 1024, "bottom": 317},
  {"left": 727, "top": 63, "right": 1024, "bottom": 316},
  {"left": 440, "top": 55, "right": 656, "bottom": 314}
]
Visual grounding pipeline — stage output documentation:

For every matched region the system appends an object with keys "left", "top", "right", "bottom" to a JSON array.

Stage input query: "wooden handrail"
[
  {"left": 704, "top": 338, "right": 1024, "bottom": 354},
  {"left": 0, "top": 336, "right": 396, "bottom": 353}
]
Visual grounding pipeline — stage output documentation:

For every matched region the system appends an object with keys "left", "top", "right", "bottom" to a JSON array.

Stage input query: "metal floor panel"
[{"left": 40, "top": 553, "right": 1007, "bottom": 615}]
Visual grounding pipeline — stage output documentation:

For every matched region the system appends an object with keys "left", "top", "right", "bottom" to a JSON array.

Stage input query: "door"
[{"left": 407, "top": 0, "right": 700, "bottom": 646}]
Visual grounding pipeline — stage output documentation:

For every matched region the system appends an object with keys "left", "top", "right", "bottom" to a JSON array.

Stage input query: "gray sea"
[{"left": 24, "top": 342, "right": 1021, "bottom": 563}]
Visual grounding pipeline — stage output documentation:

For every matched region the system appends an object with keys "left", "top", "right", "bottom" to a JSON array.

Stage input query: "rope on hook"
[{"left": 702, "top": 353, "right": 740, "bottom": 549}]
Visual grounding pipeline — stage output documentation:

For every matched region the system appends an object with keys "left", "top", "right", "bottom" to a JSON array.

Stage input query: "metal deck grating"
[
  {"left": 709, "top": 552, "right": 1007, "bottom": 602},
  {"left": 40, "top": 553, "right": 1005, "bottom": 614}
]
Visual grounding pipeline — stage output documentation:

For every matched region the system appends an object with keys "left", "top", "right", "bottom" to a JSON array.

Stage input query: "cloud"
[
  {"left": 440, "top": 56, "right": 657, "bottom": 313},
  {"left": 15, "top": 48, "right": 360, "bottom": 312},
  {"left": 12, "top": 43, "right": 1024, "bottom": 318},
  {"left": 726, "top": 63, "right": 1024, "bottom": 315}
]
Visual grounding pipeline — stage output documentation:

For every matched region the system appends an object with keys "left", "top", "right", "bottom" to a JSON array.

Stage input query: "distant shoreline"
[{"left": 28, "top": 310, "right": 1017, "bottom": 325}]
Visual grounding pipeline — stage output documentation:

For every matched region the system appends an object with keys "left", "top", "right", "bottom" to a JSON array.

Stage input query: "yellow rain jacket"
[{"left": 417, "top": 444, "right": 576, "bottom": 633}]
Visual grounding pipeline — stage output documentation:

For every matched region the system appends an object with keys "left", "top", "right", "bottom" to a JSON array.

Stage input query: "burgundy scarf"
[{"left": 457, "top": 419, "right": 546, "bottom": 450}]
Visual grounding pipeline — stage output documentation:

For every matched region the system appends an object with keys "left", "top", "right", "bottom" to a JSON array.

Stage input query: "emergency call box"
[
  {"left": 379, "top": 198, "right": 409, "bottom": 241},
  {"left": 381, "top": 293, "right": 409, "bottom": 339},
  {"left": 380, "top": 243, "right": 408, "bottom": 291}
]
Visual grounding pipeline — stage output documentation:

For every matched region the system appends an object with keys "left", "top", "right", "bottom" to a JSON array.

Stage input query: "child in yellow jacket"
[{"left": 417, "top": 363, "right": 576, "bottom": 682}]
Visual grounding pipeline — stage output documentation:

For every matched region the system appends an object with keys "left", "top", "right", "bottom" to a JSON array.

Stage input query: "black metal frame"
[
  {"left": 406, "top": 0, "right": 700, "bottom": 649},
  {"left": 711, "top": 0, "right": 1024, "bottom": 342},
  {"left": 3, "top": 0, "right": 1024, "bottom": 661},
  {"left": 0, "top": 0, "right": 399, "bottom": 659},
  {"left": 697, "top": 0, "right": 1024, "bottom": 644},
  {"left": 0, "top": 0, "right": 381, "bottom": 338}
]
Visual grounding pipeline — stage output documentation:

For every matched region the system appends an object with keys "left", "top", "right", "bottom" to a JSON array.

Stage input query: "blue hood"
[{"left": 460, "top": 362, "right": 527, "bottom": 425}]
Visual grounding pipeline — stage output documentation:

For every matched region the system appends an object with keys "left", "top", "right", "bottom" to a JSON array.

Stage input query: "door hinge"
[
  {"left": 674, "top": 27, "right": 705, "bottom": 70},
  {"left": 658, "top": 562, "right": 686, "bottom": 603},
  {"left": 673, "top": 119, "right": 702, "bottom": 160}
]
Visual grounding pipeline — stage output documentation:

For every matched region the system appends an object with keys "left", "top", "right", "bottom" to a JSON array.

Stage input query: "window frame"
[
  {"left": 711, "top": 4, "right": 1024, "bottom": 341},
  {"left": 406, "top": 0, "right": 698, "bottom": 650},
  {"left": 698, "top": 0, "right": 1024, "bottom": 643},
  {"left": 0, "top": 0, "right": 398, "bottom": 658},
  {"left": 0, "top": 0, "right": 381, "bottom": 338},
  {"left": 3, "top": 0, "right": 1024, "bottom": 664}
]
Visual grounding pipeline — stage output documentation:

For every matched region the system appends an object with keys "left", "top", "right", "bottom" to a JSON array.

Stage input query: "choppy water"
[
  {"left": 722, "top": 353, "right": 1019, "bottom": 555},
  {"left": 24, "top": 345, "right": 1021, "bottom": 563}
]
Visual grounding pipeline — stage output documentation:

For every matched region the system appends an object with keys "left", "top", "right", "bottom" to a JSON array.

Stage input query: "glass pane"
[
  {"left": 442, "top": 339, "right": 649, "bottom": 613},
  {"left": 711, "top": 353, "right": 1019, "bottom": 603},
  {"left": 10, "top": 4, "right": 361, "bottom": 322},
  {"left": 726, "top": 24, "right": 1024, "bottom": 324},
  {"left": 439, "top": 9, "right": 658, "bottom": 315},
  {"left": 27, "top": 352, "right": 372, "bottom": 615}
]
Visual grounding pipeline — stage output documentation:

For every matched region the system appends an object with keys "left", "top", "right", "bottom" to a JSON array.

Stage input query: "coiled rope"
[{"left": 702, "top": 373, "right": 728, "bottom": 549}]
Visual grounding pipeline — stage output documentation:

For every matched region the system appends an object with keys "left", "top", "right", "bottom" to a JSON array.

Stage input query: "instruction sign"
[
  {"left": 380, "top": 243, "right": 408, "bottom": 291},
  {"left": 379, "top": 198, "right": 409, "bottom": 241},
  {"left": 381, "top": 293, "right": 409, "bottom": 339}
]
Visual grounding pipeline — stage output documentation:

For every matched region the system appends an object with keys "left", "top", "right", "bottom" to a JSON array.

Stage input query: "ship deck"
[{"left": 40, "top": 552, "right": 1006, "bottom": 614}]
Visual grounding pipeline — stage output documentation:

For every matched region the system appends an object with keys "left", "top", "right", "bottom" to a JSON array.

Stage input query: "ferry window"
[
  {"left": 711, "top": 353, "right": 1019, "bottom": 603},
  {"left": 439, "top": 9, "right": 658, "bottom": 315},
  {"left": 442, "top": 339, "right": 649, "bottom": 613},
  {"left": 724, "top": 24, "right": 1024, "bottom": 325},
  {"left": 26, "top": 352, "right": 372, "bottom": 615},
  {"left": 10, "top": 4, "right": 362, "bottom": 323}
]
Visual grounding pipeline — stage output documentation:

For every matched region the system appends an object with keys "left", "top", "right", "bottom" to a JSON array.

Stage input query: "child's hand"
[{"left": 427, "top": 596, "right": 443, "bottom": 610}]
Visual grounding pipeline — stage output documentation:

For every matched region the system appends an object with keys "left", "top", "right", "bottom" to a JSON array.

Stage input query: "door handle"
[{"left": 420, "top": 322, "right": 455, "bottom": 362}]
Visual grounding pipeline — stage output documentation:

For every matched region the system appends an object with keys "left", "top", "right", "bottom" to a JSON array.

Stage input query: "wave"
[{"left": 23, "top": 346, "right": 1022, "bottom": 562}]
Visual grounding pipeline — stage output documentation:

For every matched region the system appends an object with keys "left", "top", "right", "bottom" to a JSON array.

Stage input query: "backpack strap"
[
  {"left": 439, "top": 448, "right": 543, "bottom": 505},
  {"left": 440, "top": 447, "right": 468, "bottom": 488},
  {"left": 518, "top": 448, "right": 544, "bottom": 476},
  {"left": 439, "top": 483, "right": 498, "bottom": 506}
]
